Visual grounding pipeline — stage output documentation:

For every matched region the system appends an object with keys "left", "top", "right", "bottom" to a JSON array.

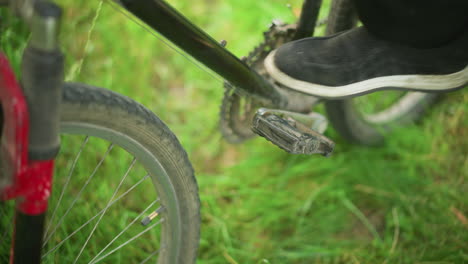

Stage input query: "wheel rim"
[{"left": 352, "top": 91, "right": 431, "bottom": 124}]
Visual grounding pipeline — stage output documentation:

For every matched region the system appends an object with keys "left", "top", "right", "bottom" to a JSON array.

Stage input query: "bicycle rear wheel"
[
  {"left": 1, "top": 82, "right": 200, "bottom": 264},
  {"left": 324, "top": 0, "right": 438, "bottom": 146}
]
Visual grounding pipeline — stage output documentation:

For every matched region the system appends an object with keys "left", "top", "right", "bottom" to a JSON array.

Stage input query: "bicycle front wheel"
[{"left": 2, "top": 82, "right": 200, "bottom": 264}]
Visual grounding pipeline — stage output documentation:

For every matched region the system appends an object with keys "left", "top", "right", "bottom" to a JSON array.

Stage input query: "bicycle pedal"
[{"left": 252, "top": 108, "right": 335, "bottom": 156}]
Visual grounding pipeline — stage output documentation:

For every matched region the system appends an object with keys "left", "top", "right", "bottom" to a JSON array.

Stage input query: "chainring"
[{"left": 220, "top": 21, "right": 297, "bottom": 143}]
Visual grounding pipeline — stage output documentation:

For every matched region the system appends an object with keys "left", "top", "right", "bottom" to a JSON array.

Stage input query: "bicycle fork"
[{"left": 0, "top": 1, "right": 63, "bottom": 263}]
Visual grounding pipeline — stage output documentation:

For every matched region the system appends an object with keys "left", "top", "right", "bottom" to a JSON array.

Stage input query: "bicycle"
[{"left": 0, "top": 0, "right": 456, "bottom": 263}]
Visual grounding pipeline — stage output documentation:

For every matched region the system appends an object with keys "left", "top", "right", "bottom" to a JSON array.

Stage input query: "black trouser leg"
[{"left": 353, "top": 0, "right": 468, "bottom": 48}]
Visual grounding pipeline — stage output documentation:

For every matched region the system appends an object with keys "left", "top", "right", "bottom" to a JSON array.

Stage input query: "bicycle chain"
[{"left": 220, "top": 21, "right": 298, "bottom": 143}]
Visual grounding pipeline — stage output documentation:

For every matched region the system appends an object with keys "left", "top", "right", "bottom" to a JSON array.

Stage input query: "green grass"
[{"left": 1, "top": 0, "right": 467, "bottom": 263}]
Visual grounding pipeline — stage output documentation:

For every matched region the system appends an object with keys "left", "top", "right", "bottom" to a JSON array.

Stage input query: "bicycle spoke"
[
  {"left": 42, "top": 174, "right": 152, "bottom": 259},
  {"left": 89, "top": 201, "right": 158, "bottom": 264},
  {"left": 72, "top": 158, "right": 136, "bottom": 264},
  {"left": 139, "top": 248, "right": 163, "bottom": 264},
  {"left": 43, "top": 143, "right": 114, "bottom": 246},
  {"left": 45, "top": 136, "right": 89, "bottom": 237},
  {"left": 91, "top": 218, "right": 165, "bottom": 264}
]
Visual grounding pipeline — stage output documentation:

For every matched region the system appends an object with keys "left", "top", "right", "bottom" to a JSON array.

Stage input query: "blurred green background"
[{"left": 2, "top": 0, "right": 467, "bottom": 263}]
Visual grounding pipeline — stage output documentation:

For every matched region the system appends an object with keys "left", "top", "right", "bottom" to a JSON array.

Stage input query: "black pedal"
[{"left": 252, "top": 109, "right": 335, "bottom": 156}]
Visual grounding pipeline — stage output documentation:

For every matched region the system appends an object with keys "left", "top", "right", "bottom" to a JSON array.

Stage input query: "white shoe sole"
[{"left": 264, "top": 50, "right": 468, "bottom": 98}]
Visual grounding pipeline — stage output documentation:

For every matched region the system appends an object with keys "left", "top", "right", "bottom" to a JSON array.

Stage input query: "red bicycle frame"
[{"left": 0, "top": 53, "right": 55, "bottom": 216}]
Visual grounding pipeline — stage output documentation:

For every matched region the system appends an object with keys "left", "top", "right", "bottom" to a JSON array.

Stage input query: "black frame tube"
[
  {"left": 293, "top": 0, "right": 323, "bottom": 40},
  {"left": 120, "top": 0, "right": 284, "bottom": 105},
  {"left": 12, "top": 212, "right": 46, "bottom": 264}
]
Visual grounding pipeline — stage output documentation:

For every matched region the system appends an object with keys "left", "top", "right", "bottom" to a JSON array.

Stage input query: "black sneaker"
[{"left": 264, "top": 27, "right": 468, "bottom": 98}]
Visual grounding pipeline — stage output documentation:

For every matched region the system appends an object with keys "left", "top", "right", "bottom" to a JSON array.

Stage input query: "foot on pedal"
[{"left": 252, "top": 108, "right": 335, "bottom": 156}]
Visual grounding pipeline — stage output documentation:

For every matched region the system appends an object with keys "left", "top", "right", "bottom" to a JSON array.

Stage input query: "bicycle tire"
[
  {"left": 1, "top": 82, "right": 200, "bottom": 264},
  {"left": 324, "top": 0, "right": 439, "bottom": 146},
  {"left": 62, "top": 82, "right": 200, "bottom": 263},
  {"left": 61, "top": 82, "right": 200, "bottom": 264}
]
